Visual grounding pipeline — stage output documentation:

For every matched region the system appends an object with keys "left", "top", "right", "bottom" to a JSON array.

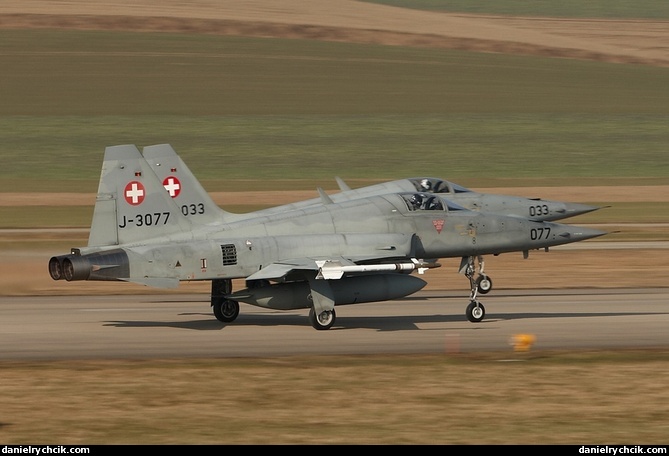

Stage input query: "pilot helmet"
[
  {"left": 420, "top": 178, "right": 432, "bottom": 190},
  {"left": 410, "top": 194, "right": 423, "bottom": 206}
]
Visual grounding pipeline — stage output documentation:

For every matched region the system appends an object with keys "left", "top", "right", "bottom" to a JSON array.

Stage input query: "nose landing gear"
[
  {"left": 466, "top": 300, "right": 485, "bottom": 322},
  {"left": 463, "top": 255, "right": 489, "bottom": 322}
]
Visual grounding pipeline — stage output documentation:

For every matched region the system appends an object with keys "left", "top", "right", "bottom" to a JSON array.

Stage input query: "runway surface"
[{"left": 1, "top": 288, "right": 668, "bottom": 360}]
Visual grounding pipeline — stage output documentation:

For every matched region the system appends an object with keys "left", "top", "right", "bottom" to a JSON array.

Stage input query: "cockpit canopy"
[
  {"left": 409, "top": 177, "right": 472, "bottom": 194},
  {"left": 400, "top": 192, "right": 467, "bottom": 212}
]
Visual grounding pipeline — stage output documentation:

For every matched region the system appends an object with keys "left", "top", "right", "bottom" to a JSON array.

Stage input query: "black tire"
[
  {"left": 466, "top": 300, "right": 485, "bottom": 323},
  {"left": 213, "top": 298, "right": 240, "bottom": 323},
  {"left": 309, "top": 307, "right": 336, "bottom": 330}
]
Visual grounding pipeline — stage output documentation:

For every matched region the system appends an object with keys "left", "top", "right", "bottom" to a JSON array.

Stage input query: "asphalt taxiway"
[{"left": 1, "top": 288, "right": 667, "bottom": 360}]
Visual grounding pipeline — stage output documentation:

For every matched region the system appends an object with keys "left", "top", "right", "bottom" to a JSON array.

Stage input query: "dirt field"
[{"left": 1, "top": 0, "right": 668, "bottom": 67}]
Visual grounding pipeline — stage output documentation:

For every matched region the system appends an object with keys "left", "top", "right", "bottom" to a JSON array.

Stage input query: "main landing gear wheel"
[
  {"left": 476, "top": 275, "right": 493, "bottom": 294},
  {"left": 309, "top": 307, "right": 336, "bottom": 330},
  {"left": 466, "top": 301, "right": 485, "bottom": 322},
  {"left": 213, "top": 298, "right": 240, "bottom": 323}
]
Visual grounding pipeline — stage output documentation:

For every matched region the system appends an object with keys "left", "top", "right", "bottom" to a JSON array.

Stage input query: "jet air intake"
[{"left": 49, "top": 249, "right": 130, "bottom": 282}]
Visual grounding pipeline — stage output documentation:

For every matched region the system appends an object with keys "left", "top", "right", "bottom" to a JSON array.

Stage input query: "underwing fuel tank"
[{"left": 227, "top": 273, "right": 427, "bottom": 310}]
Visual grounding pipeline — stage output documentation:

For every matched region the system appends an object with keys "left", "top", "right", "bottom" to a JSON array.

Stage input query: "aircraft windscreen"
[
  {"left": 451, "top": 183, "right": 472, "bottom": 193},
  {"left": 402, "top": 193, "right": 445, "bottom": 212},
  {"left": 410, "top": 178, "right": 447, "bottom": 193},
  {"left": 444, "top": 200, "right": 467, "bottom": 211}
]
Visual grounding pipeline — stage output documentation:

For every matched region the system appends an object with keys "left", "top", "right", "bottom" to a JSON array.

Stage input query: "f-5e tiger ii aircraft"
[
  {"left": 141, "top": 144, "right": 601, "bottom": 296},
  {"left": 49, "top": 144, "right": 606, "bottom": 330}
]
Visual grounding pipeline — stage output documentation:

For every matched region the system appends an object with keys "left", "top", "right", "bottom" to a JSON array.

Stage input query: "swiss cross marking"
[
  {"left": 163, "top": 176, "right": 181, "bottom": 198},
  {"left": 124, "top": 181, "right": 145, "bottom": 206},
  {"left": 433, "top": 219, "right": 445, "bottom": 233}
]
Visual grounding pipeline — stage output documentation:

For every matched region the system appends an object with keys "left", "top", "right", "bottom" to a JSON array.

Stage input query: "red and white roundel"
[
  {"left": 124, "top": 181, "right": 145, "bottom": 206},
  {"left": 162, "top": 176, "right": 181, "bottom": 198}
]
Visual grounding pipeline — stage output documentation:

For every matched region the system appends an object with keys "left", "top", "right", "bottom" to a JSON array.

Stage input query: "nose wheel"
[
  {"left": 464, "top": 257, "right": 488, "bottom": 323},
  {"left": 466, "top": 300, "right": 485, "bottom": 322}
]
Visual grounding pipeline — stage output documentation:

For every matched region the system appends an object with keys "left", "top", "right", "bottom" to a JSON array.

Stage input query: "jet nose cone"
[
  {"left": 560, "top": 202, "right": 601, "bottom": 218},
  {"left": 558, "top": 225, "right": 608, "bottom": 241}
]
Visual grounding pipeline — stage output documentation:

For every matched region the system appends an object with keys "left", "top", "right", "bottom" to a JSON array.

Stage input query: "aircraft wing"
[
  {"left": 244, "top": 256, "right": 368, "bottom": 282},
  {"left": 242, "top": 232, "right": 420, "bottom": 282},
  {"left": 246, "top": 255, "right": 438, "bottom": 282}
]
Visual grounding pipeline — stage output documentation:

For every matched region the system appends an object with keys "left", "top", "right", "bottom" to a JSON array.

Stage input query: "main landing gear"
[
  {"left": 210, "top": 278, "right": 337, "bottom": 330},
  {"left": 211, "top": 279, "right": 240, "bottom": 323},
  {"left": 309, "top": 307, "right": 336, "bottom": 330},
  {"left": 213, "top": 298, "right": 240, "bottom": 322},
  {"left": 463, "top": 255, "right": 491, "bottom": 322}
]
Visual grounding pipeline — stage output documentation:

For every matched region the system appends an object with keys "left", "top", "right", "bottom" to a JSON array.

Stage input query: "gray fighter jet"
[
  {"left": 141, "top": 144, "right": 601, "bottom": 296},
  {"left": 49, "top": 144, "right": 606, "bottom": 329}
]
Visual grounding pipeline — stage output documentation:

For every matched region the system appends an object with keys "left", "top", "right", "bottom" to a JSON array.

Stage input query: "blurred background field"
[
  {"left": 362, "top": 0, "right": 669, "bottom": 18},
  {"left": 1, "top": 27, "right": 668, "bottom": 193}
]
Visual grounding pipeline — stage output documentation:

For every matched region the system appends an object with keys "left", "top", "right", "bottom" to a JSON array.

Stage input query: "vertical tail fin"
[
  {"left": 142, "top": 144, "right": 232, "bottom": 225},
  {"left": 88, "top": 145, "right": 194, "bottom": 247}
]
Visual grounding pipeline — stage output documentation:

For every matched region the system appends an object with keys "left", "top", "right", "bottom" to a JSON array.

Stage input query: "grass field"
[{"left": 1, "top": 29, "right": 668, "bottom": 195}]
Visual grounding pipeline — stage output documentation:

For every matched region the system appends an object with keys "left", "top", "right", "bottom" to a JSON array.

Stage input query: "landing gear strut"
[{"left": 464, "top": 258, "right": 486, "bottom": 323}]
